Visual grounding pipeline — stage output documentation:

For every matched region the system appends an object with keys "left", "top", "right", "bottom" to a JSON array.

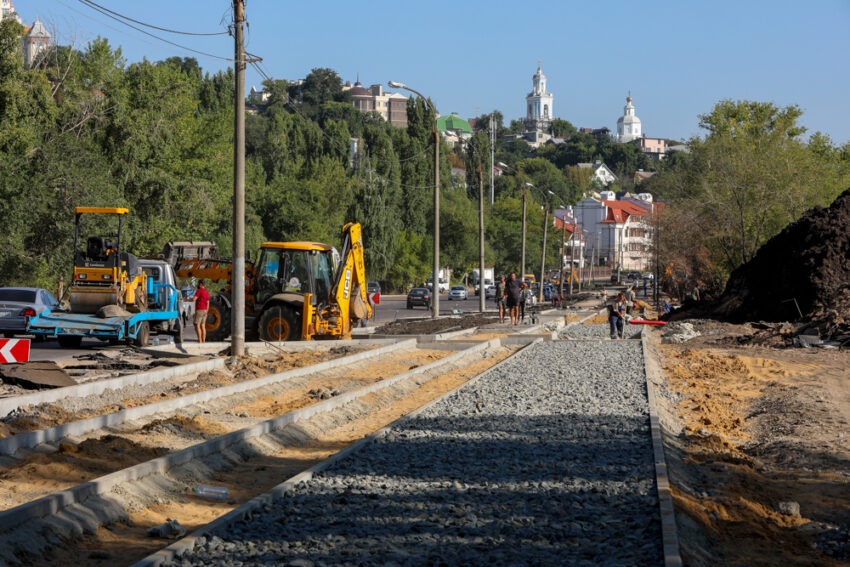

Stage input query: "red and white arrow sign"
[
  {"left": 368, "top": 292, "right": 380, "bottom": 305},
  {"left": 0, "top": 338, "right": 30, "bottom": 363}
]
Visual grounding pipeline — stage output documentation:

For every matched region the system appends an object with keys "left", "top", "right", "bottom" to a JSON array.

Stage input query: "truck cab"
[{"left": 138, "top": 258, "right": 183, "bottom": 343}]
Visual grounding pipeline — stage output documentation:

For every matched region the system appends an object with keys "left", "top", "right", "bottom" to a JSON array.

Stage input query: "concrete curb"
[
  {"left": 3, "top": 339, "right": 389, "bottom": 419},
  {"left": 133, "top": 337, "right": 538, "bottom": 567},
  {"left": 0, "top": 339, "right": 414, "bottom": 456},
  {"left": 0, "top": 358, "right": 227, "bottom": 418},
  {"left": 0, "top": 338, "right": 499, "bottom": 539},
  {"left": 641, "top": 328, "right": 683, "bottom": 566}
]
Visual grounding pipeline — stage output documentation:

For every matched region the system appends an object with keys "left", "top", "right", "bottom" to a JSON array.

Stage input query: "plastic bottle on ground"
[{"left": 193, "top": 484, "right": 229, "bottom": 500}]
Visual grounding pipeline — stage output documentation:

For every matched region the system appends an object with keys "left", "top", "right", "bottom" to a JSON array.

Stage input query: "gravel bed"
[
  {"left": 558, "top": 319, "right": 640, "bottom": 340},
  {"left": 166, "top": 334, "right": 663, "bottom": 566}
]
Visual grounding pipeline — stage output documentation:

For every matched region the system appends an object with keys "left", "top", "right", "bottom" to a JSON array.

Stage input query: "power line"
[
  {"left": 78, "top": 0, "right": 230, "bottom": 36},
  {"left": 75, "top": 0, "right": 234, "bottom": 62}
]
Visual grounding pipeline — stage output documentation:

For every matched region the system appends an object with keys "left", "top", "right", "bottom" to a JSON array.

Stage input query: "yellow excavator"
[{"left": 174, "top": 222, "right": 371, "bottom": 342}]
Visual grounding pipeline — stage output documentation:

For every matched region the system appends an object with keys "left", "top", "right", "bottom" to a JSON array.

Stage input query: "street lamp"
[
  {"left": 389, "top": 81, "right": 440, "bottom": 319},
  {"left": 537, "top": 190, "right": 555, "bottom": 303}
]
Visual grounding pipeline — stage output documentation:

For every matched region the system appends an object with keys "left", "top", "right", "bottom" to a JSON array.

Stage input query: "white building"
[
  {"left": 572, "top": 192, "right": 659, "bottom": 273},
  {"left": 577, "top": 161, "right": 618, "bottom": 188},
  {"left": 616, "top": 94, "right": 642, "bottom": 143},
  {"left": 1, "top": 0, "right": 21, "bottom": 23},
  {"left": 524, "top": 63, "right": 554, "bottom": 144}
]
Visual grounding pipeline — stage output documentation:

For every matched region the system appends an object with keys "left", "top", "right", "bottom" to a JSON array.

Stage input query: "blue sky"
[{"left": 16, "top": 0, "right": 850, "bottom": 145}]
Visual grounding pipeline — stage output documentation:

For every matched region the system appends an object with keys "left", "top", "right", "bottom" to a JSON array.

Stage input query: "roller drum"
[{"left": 69, "top": 290, "right": 121, "bottom": 314}]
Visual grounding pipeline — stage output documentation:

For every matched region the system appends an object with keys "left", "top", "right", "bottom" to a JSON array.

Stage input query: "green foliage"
[
  {"left": 651, "top": 100, "right": 850, "bottom": 289},
  {"left": 1, "top": 39, "right": 847, "bottom": 304}
]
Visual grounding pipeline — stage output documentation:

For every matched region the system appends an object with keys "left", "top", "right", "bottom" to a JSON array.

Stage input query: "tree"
[
  {"left": 549, "top": 118, "right": 576, "bottom": 139},
  {"left": 654, "top": 100, "right": 849, "bottom": 288}
]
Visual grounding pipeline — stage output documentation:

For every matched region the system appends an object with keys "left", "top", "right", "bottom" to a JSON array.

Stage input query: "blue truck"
[
  {"left": 27, "top": 206, "right": 184, "bottom": 348},
  {"left": 28, "top": 258, "right": 183, "bottom": 348}
]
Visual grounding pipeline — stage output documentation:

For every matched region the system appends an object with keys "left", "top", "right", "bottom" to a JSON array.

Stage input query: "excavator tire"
[
  {"left": 205, "top": 296, "right": 232, "bottom": 341},
  {"left": 258, "top": 306, "right": 300, "bottom": 342}
]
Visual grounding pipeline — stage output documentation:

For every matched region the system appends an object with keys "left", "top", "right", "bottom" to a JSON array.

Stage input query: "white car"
[{"left": 448, "top": 285, "right": 467, "bottom": 300}]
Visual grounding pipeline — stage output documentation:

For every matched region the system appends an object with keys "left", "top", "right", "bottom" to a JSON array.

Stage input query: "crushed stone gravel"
[{"left": 167, "top": 332, "right": 664, "bottom": 566}]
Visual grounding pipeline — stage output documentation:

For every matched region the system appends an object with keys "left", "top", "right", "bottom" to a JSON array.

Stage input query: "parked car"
[
  {"left": 485, "top": 284, "right": 497, "bottom": 298},
  {"left": 406, "top": 287, "right": 432, "bottom": 309},
  {"left": 642, "top": 272, "right": 654, "bottom": 281},
  {"left": 367, "top": 281, "right": 381, "bottom": 294},
  {"left": 0, "top": 287, "right": 59, "bottom": 339},
  {"left": 626, "top": 271, "right": 642, "bottom": 282},
  {"left": 448, "top": 285, "right": 468, "bottom": 301}
]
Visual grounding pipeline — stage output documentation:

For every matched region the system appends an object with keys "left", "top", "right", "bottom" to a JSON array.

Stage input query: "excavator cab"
[{"left": 69, "top": 207, "right": 146, "bottom": 314}]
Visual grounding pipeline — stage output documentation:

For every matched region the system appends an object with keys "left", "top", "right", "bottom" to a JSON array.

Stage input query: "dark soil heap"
[{"left": 710, "top": 188, "right": 850, "bottom": 337}]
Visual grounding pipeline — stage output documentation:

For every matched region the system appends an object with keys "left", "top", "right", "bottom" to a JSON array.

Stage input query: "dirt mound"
[
  {"left": 375, "top": 313, "right": 496, "bottom": 335},
  {"left": 698, "top": 188, "right": 850, "bottom": 338}
]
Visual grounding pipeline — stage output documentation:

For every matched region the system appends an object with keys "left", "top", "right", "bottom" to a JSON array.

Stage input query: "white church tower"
[
  {"left": 525, "top": 62, "right": 554, "bottom": 134},
  {"left": 616, "top": 94, "right": 642, "bottom": 142},
  {"left": 1, "top": 0, "right": 22, "bottom": 23}
]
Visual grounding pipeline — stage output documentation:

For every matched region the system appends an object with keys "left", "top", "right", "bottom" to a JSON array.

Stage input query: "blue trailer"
[{"left": 28, "top": 275, "right": 183, "bottom": 348}]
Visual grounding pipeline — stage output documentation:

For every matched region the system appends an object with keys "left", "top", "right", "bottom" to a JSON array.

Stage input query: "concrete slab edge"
[
  {"left": 641, "top": 328, "right": 683, "bottom": 567},
  {"left": 0, "top": 338, "right": 492, "bottom": 536},
  {"left": 0, "top": 339, "right": 417, "bottom": 456},
  {"left": 0, "top": 358, "right": 226, "bottom": 418},
  {"left": 134, "top": 336, "right": 535, "bottom": 567}
]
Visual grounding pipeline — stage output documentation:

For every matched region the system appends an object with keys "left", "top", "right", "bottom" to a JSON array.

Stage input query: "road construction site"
[{"left": 1, "top": 288, "right": 849, "bottom": 566}]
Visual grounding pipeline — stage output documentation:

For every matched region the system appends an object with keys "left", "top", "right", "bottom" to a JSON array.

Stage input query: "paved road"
[{"left": 372, "top": 293, "right": 493, "bottom": 324}]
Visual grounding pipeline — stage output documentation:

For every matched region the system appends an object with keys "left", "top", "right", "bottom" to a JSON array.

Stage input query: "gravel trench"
[{"left": 165, "top": 332, "right": 663, "bottom": 566}]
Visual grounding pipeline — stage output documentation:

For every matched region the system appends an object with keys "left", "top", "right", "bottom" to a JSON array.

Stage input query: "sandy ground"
[{"left": 652, "top": 320, "right": 850, "bottom": 566}]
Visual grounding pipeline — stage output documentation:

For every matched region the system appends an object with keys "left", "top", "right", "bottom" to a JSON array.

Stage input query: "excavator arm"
[
  {"left": 303, "top": 222, "right": 371, "bottom": 340},
  {"left": 332, "top": 222, "right": 372, "bottom": 328}
]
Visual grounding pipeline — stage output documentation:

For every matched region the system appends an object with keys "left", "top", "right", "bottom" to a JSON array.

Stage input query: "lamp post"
[
  {"left": 389, "top": 81, "right": 440, "bottom": 319},
  {"left": 537, "top": 190, "right": 555, "bottom": 303},
  {"left": 559, "top": 214, "right": 567, "bottom": 302}
]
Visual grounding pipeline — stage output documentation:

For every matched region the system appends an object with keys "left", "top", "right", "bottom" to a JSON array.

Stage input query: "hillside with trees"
[{"left": 1, "top": 16, "right": 848, "bottom": 296}]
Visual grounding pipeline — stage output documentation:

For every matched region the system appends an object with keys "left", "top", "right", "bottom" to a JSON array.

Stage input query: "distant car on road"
[
  {"left": 367, "top": 281, "right": 381, "bottom": 294},
  {"left": 426, "top": 278, "right": 449, "bottom": 293},
  {"left": 485, "top": 284, "right": 497, "bottom": 298},
  {"left": 448, "top": 285, "right": 468, "bottom": 301},
  {"left": 406, "top": 287, "right": 432, "bottom": 309},
  {"left": 0, "top": 287, "right": 59, "bottom": 339}
]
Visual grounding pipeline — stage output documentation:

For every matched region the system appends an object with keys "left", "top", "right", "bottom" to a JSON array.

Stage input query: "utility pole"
[
  {"left": 520, "top": 189, "right": 527, "bottom": 278},
  {"left": 558, "top": 218, "right": 566, "bottom": 301},
  {"left": 489, "top": 115, "right": 495, "bottom": 205},
  {"left": 569, "top": 229, "right": 576, "bottom": 295},
  {"left": 538, "top": 206, "right": 549, "bottom": 303},
  {"left": 231, "top": 0, "right": 246, "bottom": 358},
  {"left": 478, "top": 162, "right": 486, "bottom": 313}
]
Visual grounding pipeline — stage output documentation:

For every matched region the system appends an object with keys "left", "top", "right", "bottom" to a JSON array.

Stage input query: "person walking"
[
  {"left": 505, "top": 272, "right": 522, "bottom": 325},
  {"left": 192, "top": 279, "right": 210, "bottom": 344},
  {"left": 519, "top": 282, "right": 533, "bottom": 323},
  {"left": 625, "top": 286, "right": 636, "bottom": 315},
  {"left": 608, "top": 291, "right": 627, "bottom": 339},
  {"left": 494, "top": 275, "right": 507, "bottom": 323}
]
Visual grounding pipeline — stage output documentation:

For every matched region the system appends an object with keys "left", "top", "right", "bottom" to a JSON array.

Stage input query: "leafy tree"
[
  {"left": 653, "top": 100, "right": 849, "bottom": 288},
  {"left": 549, "top": 118, "right": 576, "bottom": 139}
]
